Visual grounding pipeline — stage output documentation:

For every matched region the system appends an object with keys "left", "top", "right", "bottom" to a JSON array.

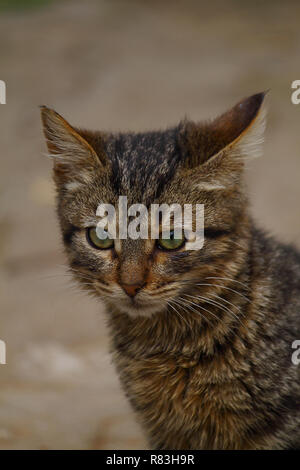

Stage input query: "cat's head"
[{"left": 41, "top": 93, "right": 265, "bottom": 318}]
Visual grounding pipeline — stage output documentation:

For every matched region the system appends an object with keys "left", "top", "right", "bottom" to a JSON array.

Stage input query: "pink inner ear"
[{"left": 181, "top": 92, "right": 265, "bottom": 167}]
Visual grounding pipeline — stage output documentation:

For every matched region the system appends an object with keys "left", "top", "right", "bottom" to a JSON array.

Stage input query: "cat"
[{"left": 41, "top": 92, "right": 300, "bottom": 450}]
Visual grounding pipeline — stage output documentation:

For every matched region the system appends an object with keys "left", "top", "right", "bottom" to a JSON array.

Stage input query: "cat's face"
[{"left": 41, "top": 93, "right": 265, "bottom": 317}]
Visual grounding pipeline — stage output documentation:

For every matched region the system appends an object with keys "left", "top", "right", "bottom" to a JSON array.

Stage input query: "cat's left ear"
[
  {"left": 179, "top": 92, "right": 266, "bottom": 171},
  {"left": 40, "top": 106, "right": 108, "bottom": 186}
]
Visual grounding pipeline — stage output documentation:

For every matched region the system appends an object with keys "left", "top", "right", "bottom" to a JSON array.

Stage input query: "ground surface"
[{"left": 0, "top": 0, "right": 300, "bottom": 449}]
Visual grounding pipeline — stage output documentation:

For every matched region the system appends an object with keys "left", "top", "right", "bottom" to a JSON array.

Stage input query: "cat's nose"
[{"left": 121, "top": 283, "right": 145, "bottom": 298}]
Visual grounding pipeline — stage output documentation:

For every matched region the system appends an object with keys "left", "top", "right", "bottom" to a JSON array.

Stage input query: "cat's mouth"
[{"left": 94, "top": 281, "right": 178, "bottom": 318}]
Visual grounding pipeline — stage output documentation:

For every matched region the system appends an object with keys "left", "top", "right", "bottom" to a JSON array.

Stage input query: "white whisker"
[
  {"left": 208, "top": 293, "right": 244, "bottom": 316},
  {"left": 174, "top": 297, "right": 214, "bottom": 327},
  {"left": 205, "top": 276, "right": 250, "bottom": 290},
  {"left": 183, "top": 294, "right": 244, "bottom": 326},
  {"left": 195, "top": 283, "right": 251, "bottom": 303},
  {"left": 167, "top": 300, "right": 191, "bottom": 330}
]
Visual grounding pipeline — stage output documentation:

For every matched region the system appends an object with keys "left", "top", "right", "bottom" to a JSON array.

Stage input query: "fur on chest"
[{"left": 114, "top": 350, "right": 257, "bottom": 449}]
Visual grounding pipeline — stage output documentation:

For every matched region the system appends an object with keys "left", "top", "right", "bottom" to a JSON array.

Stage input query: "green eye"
[
  {"left": 157, "top": 231, "right": 185, "bottom": 251},
  {"left": 86, "top": 227, "right": 114, "bottom": 250}
]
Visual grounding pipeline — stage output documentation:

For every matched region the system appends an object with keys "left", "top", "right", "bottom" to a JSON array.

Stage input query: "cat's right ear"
[
  {"left": 179, "top": 92, "right": 266, "bottom": 169},
  {"left": 40, "top": 106, "right": 107, "bottom": 187}
]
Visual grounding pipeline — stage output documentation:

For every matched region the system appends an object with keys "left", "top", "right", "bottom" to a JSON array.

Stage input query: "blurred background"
[{"left": 0, "top": 0, "right": 299, "bottom": 449}]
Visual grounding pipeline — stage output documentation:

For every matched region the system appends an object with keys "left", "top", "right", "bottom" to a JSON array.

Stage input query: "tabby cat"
[{"left": 41, "top": 92, "right": 300, "bottom": 450}]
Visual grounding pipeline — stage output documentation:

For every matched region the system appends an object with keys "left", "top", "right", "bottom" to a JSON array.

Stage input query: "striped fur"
[{"left": 41, "top": 93, "right": 300, "bottom": 449}]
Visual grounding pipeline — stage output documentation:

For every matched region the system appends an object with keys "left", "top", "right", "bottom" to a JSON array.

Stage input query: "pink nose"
[{"left": 121, "top": 283, "right": 144, "bottom": 298}]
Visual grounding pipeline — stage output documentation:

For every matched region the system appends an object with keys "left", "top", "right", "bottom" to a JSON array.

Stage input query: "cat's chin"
[{"left": 109, "top": 299, "right": 166, "bottom": 318}]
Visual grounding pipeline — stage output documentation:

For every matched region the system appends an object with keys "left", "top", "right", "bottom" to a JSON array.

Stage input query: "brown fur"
[{"left": 41, "top": 93, "right": 300, "bottom": 449}]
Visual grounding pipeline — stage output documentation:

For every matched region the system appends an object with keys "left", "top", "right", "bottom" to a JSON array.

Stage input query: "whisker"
[
  {"left": 151, "top": 288, "right": 177, "bottom": 297},
  {"left": 174, "top": 297, "right": 214, "bottom": 327},
  {"left": 208, "top": 293, "right": 244, "bottom": 316},
  {"left": 167, "top": 300, "right": 191, "bottom": 330},
  {"left": 180, "top": 278, "right": 249, "bottom": 311},
  {"left": 205, "top": 276, "right": 250, "bottom": 290},
  {"left": 183, "top": 294, "right": 244, "bottom": 326},
  {"left": 178, "top": 297, "right": 220, "bottom": 323},
  {"left": 184, "top": 293, "right": 233, "bottom": 315},
  {"left": 195, "top": 283, "right": 251, "bottom": 303}
]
